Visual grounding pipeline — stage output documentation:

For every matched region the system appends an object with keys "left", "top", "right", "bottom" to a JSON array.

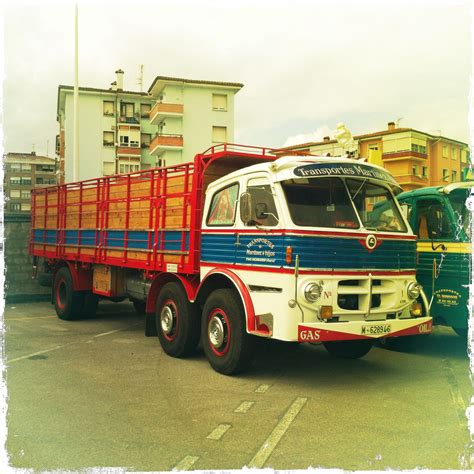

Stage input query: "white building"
[{"left": 57, "top": 70, "right": 243, "bottom": 183}]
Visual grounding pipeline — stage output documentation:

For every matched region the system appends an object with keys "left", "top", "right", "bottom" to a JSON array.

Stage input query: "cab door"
[{"left": 411, "top": 196, "right": 465, "bottom": 329}]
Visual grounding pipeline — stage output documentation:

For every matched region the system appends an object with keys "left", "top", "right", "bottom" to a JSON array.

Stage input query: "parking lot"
[{"left": 4, "top": 299, "right": 473, "bottom": 471}]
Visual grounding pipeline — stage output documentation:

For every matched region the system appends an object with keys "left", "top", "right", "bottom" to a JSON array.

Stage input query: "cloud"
[{"left": 282, "top": 126, "right": 334, "bottom": 147}]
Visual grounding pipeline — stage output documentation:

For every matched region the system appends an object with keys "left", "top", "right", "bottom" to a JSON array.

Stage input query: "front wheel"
[
  {"left": 323, "top": 339, "right": 373, "bottom": 359},
  {"left": 201, "top": 289, "right": 254, "bottom": 375},
  {"left": 155, "top": 282, "right": 200, "bottom": 358}
]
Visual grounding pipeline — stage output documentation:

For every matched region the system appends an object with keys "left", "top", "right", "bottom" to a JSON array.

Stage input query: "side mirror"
[
  {"left": 255, "top": 202, "right": 268, "bottom": 220},
  {"left": 399, "top": 202, "right": 411, "bottom": 220},
  {"left": 240, "top": 192, "right": 253, "bottom": 225}
]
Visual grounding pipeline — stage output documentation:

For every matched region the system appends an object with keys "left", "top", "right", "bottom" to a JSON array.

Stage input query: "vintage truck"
[
  {"left": 395, "top": 182, "right": 472, "bottom": 337},
  {"left": 30, "top": 144, "right": 432, "bottom": 374}
]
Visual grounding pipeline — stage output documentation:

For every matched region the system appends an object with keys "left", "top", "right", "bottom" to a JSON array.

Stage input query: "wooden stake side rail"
[
  {"left": 31, "top": 163, "right": 198, "bottom": 274},
  {"left": 30, "top": 144, "right": 278, "bottom": 275}
]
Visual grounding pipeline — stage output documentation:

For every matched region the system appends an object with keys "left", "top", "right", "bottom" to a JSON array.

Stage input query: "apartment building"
[
  {"left": 276, "top": 122, "right": 470, "bottom": 191},
  {"left": 4, "top": 152, "right": 56, "bottom": 214},
  {"left": 147, "top": 76, "right": 242, "bottom": 166},
  {"left": 57, "top": 70, "right": 243, "bottom": 183}
]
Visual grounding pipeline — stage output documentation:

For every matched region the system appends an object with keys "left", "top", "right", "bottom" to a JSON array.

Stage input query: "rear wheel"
[
  {"left": 155, "top": 282, "right": 200, "bottom": 358},
  {"left": 201, "top": 289, "right": 254, "bottom": 375},
  {"left": 323, "top": 339, "right": 373, "bottom": 359},
  {"left": 53, "top": 267, "right": 84, "bottom": 321}
]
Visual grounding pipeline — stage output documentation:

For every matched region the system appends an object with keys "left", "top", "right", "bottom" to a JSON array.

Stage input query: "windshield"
[
  {"left": 281, "top": 177, "right": 359, "bottom": 229},
  {"left": 346, "top": 179, "right": 407, "bottom": 233},
  {"left": 448, "top": 190, "right": 471, "bottom": 239}
]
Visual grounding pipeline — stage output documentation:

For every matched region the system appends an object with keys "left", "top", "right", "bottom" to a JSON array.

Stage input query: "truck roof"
[
  {"left": 398, "top": 181, "right": 474, "bottom": 200},
  {"left": 207, "top": 154, "right": 401, "bottom": 193}
]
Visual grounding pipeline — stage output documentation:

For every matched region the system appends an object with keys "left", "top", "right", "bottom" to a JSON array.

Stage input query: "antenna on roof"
[
  {"left": 137, "top": 64, "right": 144, "bottom": 92},
  {"left": 396, "top": 117, "right": 403, "bottom": 128}
]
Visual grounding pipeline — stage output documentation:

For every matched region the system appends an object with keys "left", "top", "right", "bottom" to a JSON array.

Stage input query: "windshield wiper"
[{"left": 350, "top": 178, "right": 367, "bottom": 201}]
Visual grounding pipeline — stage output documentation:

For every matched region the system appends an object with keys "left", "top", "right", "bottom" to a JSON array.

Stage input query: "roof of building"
[
  {"left": 58, "top": 84, "right": 150, "bottom": 96},
  {"left": 5, "top": 152, "right": 56, "bottom": 164},
  {"left": 147, "top": 75, "right": 244, "bottom": 94},
  {"left": 277, "top": 127, "right": 468, "bottom": 152}
]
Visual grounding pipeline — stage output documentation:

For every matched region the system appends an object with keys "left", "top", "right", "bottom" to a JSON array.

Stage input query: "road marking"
[
  {"left": 7, "top": 323, "right": 141, "bottom": 363},
  {"left": 255, "top": 384, "right": 271, "bottom": 393},
  {"left": 206, "top": 424, "right": 231, "bottom": 440},
  {"left": 172, "top": 455, "right": 199, "bottom": 471},
  {"left": 8, "top": 343, "right": 76, "bottom": 363},
  {"left": 234, "top": 401, "right": 255, "bottom": 413},
  {"left": 7, "top": 316, "right": 56, "bottom": 321},
  {"left": 92, "top": 323, "right": 141, "bottom": 339},
  {"left": 248, "top": 397, "right": 308, "bottom": 468}
]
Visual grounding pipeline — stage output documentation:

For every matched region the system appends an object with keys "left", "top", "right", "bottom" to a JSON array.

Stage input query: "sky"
[{"left": 2, "top": 0, "right": 472, "bottom": 158}]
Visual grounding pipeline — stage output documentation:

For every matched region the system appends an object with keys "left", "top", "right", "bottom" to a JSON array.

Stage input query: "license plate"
[{"left": 361, "top": 324, "right": 391, "bottom": 336}]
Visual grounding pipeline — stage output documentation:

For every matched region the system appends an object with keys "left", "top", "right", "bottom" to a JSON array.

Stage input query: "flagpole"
[{"left": 73, "top": 3, "right": 79, "bottom": 181}]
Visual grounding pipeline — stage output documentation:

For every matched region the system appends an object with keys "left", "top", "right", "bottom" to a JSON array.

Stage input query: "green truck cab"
[{"left": 396, "top": 182, "right": 472, "bottom": 337}]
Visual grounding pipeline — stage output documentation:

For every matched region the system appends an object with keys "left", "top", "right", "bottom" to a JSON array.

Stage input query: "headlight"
[
  {"left": 304, "top": 282, "right": 323, "bottom": 302},
  {"left": 407, "top": 281, "right": 421, "bottom": 300}
]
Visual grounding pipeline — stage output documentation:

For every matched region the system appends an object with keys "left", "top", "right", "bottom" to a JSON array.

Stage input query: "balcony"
[
  {"left": 149, "top": 134, "right": 183, "bottom": 155},
  {"left": 118, "top": 113, "right": 140, "bottom": 125},
  {"left": 149, "top": 102, "right": 184, "bottom": 125},
  {"left": 117, "top": 146, "right": 141, "bottom": 157},
  {"left": 382, "top": 150, "right": 428, "bottom": 161}
]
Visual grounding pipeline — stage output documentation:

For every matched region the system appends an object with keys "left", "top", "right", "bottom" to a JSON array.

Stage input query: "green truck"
[{"left": 396, "top": 182, "right": 472, "bottom": 337}]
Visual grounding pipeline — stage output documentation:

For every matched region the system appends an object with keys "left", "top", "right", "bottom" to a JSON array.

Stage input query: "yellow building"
[{"left": 276, "top": 122, "right": 470, "bottom": 191}]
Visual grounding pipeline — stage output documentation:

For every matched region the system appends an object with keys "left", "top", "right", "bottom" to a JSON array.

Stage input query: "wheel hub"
[
  {"left": 160, "top": 305, "right": 175, "bottom": 335},
  {"left": 208, "top": 313, "right": 226, "bottom": 349}
]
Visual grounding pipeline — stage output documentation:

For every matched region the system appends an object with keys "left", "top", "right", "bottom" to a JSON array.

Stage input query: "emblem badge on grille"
[{"left": 366, "top": 234, "right": 377, "bottom": 250}]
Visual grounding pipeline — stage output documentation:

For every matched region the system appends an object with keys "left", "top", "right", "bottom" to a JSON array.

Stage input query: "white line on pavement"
[
  {"left": 248, "top": 397, "right": 308, "bottom": 468},
  {"left": 234, "top": 401, "right": 255, "bottom": 413},
  {"left": 206, "top": 424, "right": 231, "bottom": 440},
  {"left": 255, "top": 384, "right": 271, "bottom": 393},
  {"left": 7, "top": 323, "right": 141, "bottom": 363},
  {"left": 172, "top": 455, "right": 200, "bottom": 471}
]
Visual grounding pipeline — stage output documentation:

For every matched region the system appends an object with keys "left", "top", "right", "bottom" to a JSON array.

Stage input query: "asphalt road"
[{"left": 4, "top": 300, "right": 473, "bottom": 471}]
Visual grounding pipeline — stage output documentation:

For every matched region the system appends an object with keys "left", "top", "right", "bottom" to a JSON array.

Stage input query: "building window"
[
  {"left": 119, "top": 129, "right": 140, "bottom": 147},
  {"left": 212, "top": 126, "right": 227, "bottom": 143},
  {"left": 22, "top": 164, "right": 31, "bottom": 171},
  {"left": 9, "top": 164, "right": 21, "bottom": 172},
  {"left": 212, "top": 94, "right": 228, "bottom": 111},
  {"left": 442, "top": 169, "right": 449, "bottom": 181},
  {"left": 103, "top": 131, "right": 115, "bottom": 147},
  {"left": 442, "top": 145, "right": 448, "bottom": 157},
  {"left": 21, "top": 190, "right": 31, "bottom": 199},
  {"left": 10, "top": 203, "right": 21, "bottom": 212},
  {"left": 419, "top": 145, "right": 426, "bottom": 154},
  {"left": 120, "top": 102, "right": 134, "bottom": 118},
  {"left": 140, "top": 103, "right": 151, "bottom": 118},
  {"left": 119, "top": 161, "right": 140, "bottom": 174},
  {"left": 422, "top": 166, "right": 428, "bottom": 177},
  {"left": 411, "top": 144, "right": 419, "bottom": 153},
  {"left": 36, "top": 164, "right": 54, "bottom": 172},
  {"left": 10, "top": 190, "right": 20, "bottom": 198},
  {"left": 22, "top": 177, "right": 32, "bottom": 185},
  {"left": 141, "top": 133, "right": 151, "bottom": 148},
  {"left": 412, "top": 165, "right": 419, "bottom": 176},
  {"left": 452, "top": 170, "right": 457, "bottom": 181},
  {"left": 36, "top": 177, "right": 44, "bottom": 185},
  {"left": 103, "top": 101, "right": 115, "bottom": 116},
  {"left": 156, "top": 159, "right": 166, "bottom": 168},
  {"left": 451, "top": 147, "right": 457, "bottom": 159},
  {"left": 10, "top": 177, "right": 21, "bottom": 185},
  {"left": 21, "top": 203, "right": 31, "bottom": 211}
]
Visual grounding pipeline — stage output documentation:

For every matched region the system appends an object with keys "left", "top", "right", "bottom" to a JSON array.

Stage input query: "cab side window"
[
  {"left": 245, "top": 179, "right": 279, "bottom": 227},
  {"left": 207, "top": 183, "right": 239, "bottom": 226},
  {"left": 416, "top": 199, "right": 452, "bottom": 240}
]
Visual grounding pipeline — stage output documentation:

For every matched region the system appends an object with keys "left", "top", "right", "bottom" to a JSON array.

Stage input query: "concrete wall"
[{"left": 4, "top": 215, "right": 49, "bottom": 302}]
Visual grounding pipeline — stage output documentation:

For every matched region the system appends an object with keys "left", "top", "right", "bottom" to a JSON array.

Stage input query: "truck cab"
[
  {"left": 199, "top": 155, "right": 431, "bottom": 364},
  {"left": 396, "top": 182, "right": 473, "bottom": 337}
]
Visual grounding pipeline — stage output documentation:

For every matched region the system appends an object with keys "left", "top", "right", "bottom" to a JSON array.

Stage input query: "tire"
[
  {"left": 132, "top": 299, "right": 146, "bottom": 315},
  {"left": 323, "top": 339, "right": 373, "bottom": 359},
  {"left": 81, "top": 292, "right": 99, "bottom": 318},
  {"left": 53, "top": 267, "right": 85, "bottom": 321},
  {"left": 155, "top": 282, "right": 200, "bottom": 358},
  {"left": 201, "top": 289, "right": 254, "bottom": 375}
]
